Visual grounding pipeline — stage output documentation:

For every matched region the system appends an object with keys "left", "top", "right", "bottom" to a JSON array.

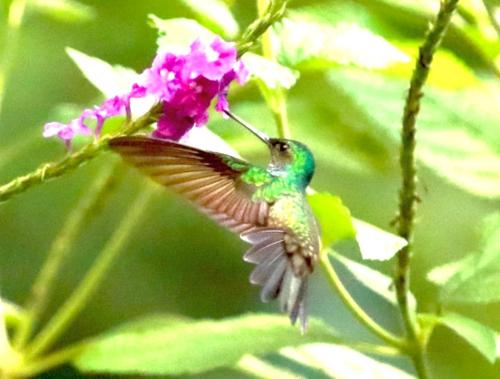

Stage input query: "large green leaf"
[
  {"left": 242, "top": 53, "right": 299, "bottom": 90},
  {"left": 31, "top": 0, "right": 95, "bottom": 23},
  {"left": 307, "top": 192, "right": 355, "bottom": 248},
  {"left": 73, "top": 313, "right": 338, "bottom": 375},
  {"left": 66, "top": 48, "right": 138, "bottom": 98},
  {"left": 497, "top": 332, "right": 500, "bottom": 359},
  {"left": 352, "top": 219, "right": 406, "bottom": 261},
  {"left": 329, "top": 251, "right": 416, "bottom": 310},
  {"left": 327, "top": 69, "right": 500, "bottom": 198},
  {"left": 437, "top": 313, "right": 497, "bottom": 363},
  {"left": 179, "top": 0, "right": 239, "bottom": 38},
  {"left": 358, "top": 0, "right": 500, "bottom": 72},
  {"left": 149, "top": 15, "right": 215, "bottom": 53},
  {"left": 427, "top": 213, "right": 500, "bottom": 304},
  {"left": 236, "top": 355, "right": 301, "bottom": 379},
  {"left": 281, "top": 343, "right": 415, "bottom": 379},
  {"left": 276, "top": 13, "right": 409, "bottom": 70},
  {"left": 0, "top": 297, "right": 25, "bottom": 328}
]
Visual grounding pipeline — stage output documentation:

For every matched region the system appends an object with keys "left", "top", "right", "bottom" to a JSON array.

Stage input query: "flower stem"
[
  {"left": 0, "top": 0, "right": 287, "bottom": 206},
  {"left": 23, "top": 185, "right": 157, "bottom": 359},
  {"left": 0, "top": 0, "right": 27, "bottom": 116},
  {"left": 13, "top": 162, "right": 124, "bottom": 349},
  {"left": 256, "top": 0, "right": 292, "bottom": 140},
  {"left": 0, "top": 103, "right": 162, "bottom": 205},
  {"left": 319, "top": 253, "right": 407, "bottom": 351},
  {"left": 395, "top": 0, "right": 459, "bottom": 377},
  {"left": 237, "top": 0, "right": 288, "bottom": 57}
]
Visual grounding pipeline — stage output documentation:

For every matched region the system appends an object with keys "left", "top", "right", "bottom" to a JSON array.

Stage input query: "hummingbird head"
[
  {"left": 267, "top": 138, "right": 315, "bottom": 187},
  {"left": 224, "top": 110, "right": 315, "bottom": 187}
]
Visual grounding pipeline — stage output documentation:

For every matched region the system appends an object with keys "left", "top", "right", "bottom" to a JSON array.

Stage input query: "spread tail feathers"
[{"left": 241, "top": 228, "right": 309, "bottom": 332}]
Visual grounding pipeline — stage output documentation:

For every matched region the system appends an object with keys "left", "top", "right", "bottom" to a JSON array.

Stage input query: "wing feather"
[
  {"left": 110, "top": 136, "right": 311, "bottom": 331},
  {"left": 109, "top": 136, "right": 272, "bottom": 231}
]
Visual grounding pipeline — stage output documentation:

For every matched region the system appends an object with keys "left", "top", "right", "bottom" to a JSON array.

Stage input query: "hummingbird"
[{"left": 109, "top": 111, "right": 320, "bottom": 330}]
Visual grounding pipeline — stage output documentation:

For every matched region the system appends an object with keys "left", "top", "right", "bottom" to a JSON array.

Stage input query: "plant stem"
[
  {"left": 0, "top": 0, "right": 286, "bottom": 205},
  {"left": 319, "top": 253, "right": 407, "bottom": 350},
  {"left": 254, "top": 0, "right": 406, "bottom": 353},
  {"left": 237, "top": 0, "right": 288, "bottom": 57},
  {"left": 13, "top": 162, "right": 123, "bottom": 349},
  {"left": 23, "top": 185, "right": 157, "bottom": 359},
  {"left": 483, "top": 1, "right": 500, "bottom": 37},
  {"left": 395, "top": 0, "right": 459, "bottom": 377},
  {"left": 0, "top": 0, "right": 27, "bottom": 116},
  {"left": 0, "top": 103, "right": 162, "bottom": 204},
  {"left": 12, "top": 342, "right": 86, "bottom": 377},
  {"left": 256, "top": 0, "right": 292, "bottom": 139}
]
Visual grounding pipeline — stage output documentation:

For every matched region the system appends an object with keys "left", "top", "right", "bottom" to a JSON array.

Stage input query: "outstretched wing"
[
  {"left": 110, "top": 136, "right": 312, "bottom": 330},
  {"left": 109, "top": 136, "right": 272, "bottom": 233}
]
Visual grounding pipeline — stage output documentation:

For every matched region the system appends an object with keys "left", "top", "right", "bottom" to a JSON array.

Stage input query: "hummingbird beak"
[{"left": 223, "top": 110, "right": 271, "bottom": 146}]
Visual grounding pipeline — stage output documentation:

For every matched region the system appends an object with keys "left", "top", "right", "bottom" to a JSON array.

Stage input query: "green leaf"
[
  {"left": 329, "top": 251, "right": 416, "bottom": 310},
  {"left": 73, "top": 313, "right": 338, "bottom": 375},
  {"left": 333, "top": 249, "right": 417, "bottom": 325},
  {"left": 0, "top": 297, "right": 26, "bottom": 327},
  {"left": 428, "top": 213, "right": 500, "bottom": 304},
  {"left": 31, "top": 0, "right": 95, "bottom": 23},
  {"left": 307, "top": 192, "right": 355, "bottom": 248},
  {"left": 437, "top": 313, "right": 497, "bottom": 363},
  {"left": 353, "top": 219, "right": 406, "bottom": 261},
  {"left": 242, "top": 53, "right": 299, "bottom": 89},
  {"left": 281, "top": 343, "right": 415, "bottom": 379},
  {"left": 497, "top": 332, "right": 500, "bottom": 359},
  {"left": 426, "top": 254, "right": 475, "bottom": 286},
  {"left": 149, "top": 15, "right": 215, "bottom": 53},
  {"left": 276, "top": 13, "right": 409, "bottom": 70},
  {"left": 178, "top": 0, "right": 239, "bottom": 38},
  {"left": 361, "top": 0, "right": 500, "bottom": 72},
  {"left": 236, "top": 355, "right": 302, "bottom": 379},
  {"left": 65, "top": 48, "right": 138, "bottom": 98},
  {"left": 326, "top": 69, "right": 500, "bottom": 198}
]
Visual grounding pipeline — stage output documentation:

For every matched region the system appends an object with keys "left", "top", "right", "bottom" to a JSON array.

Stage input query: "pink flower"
[
  {"left": 43, "top": 36, "right": 247, "bottom": 146},
  {"left": 141, "top": 37, "right": 247, "bottom": 140},
  {"left": 43, "top": 118, "right": 91, "bottom": 148}
]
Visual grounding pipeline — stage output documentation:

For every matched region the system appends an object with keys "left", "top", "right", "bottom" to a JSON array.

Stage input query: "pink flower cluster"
[{"left": 44, "top": 37, "right": 247, "bottom": 146}]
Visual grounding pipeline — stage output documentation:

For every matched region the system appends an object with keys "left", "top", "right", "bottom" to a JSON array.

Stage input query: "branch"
[
  {"left": 0, "top": 2, "right": 288, "bottom": 205},
  {"left": 320, "top": 253, "right": 407, "bottom": 351},
  {"left": 395, "top": 0, "right": 459, "bottom": 377},
  {"left": 13, "top": 162, "right": 124, "bottom": 349},
  {"left": 0, "top": 103, "right": 162, "bottom": 204},
  {"left": 237, "top": 0, "right": 288, "bottom": 57},
  {"left": 24, "top": 185, "right": 157, "bottom": 359}
]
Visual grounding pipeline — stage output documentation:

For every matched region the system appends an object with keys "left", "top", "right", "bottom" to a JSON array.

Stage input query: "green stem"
[
  {"left": 23, "top": 185, "right": 157, "bottom": 359},
  {"left": 395, "top": 0, "right": 459, "bottom": 377},
  {"left": 319, "top": 253, "right": 407, "bottom": 350},
  {"left": 237, "top": 0, "right": 288, "bottom": 57},
  {"left": 0, "top": 0, "right": 27, "bottom": 116},
  {"left": 0, "top": 103, "right": 162, "bottom": 204},
  {"left": 255, "top": 0, "right": 406, "bottom": 353},
  {"left": 483, "top": 1, "right": 500, "bottom": 37},
  {"left": 13, "top": 162, "right": 123, "bottom": 349},
  {"left": 257, "top": 0, "right": 292, "bottom": 139},
  {"left": 0, "top": 1, "right": 287, "bottom": 205},
  {"left": 13, "top": 342, "right": 86, "bottom": 377}
]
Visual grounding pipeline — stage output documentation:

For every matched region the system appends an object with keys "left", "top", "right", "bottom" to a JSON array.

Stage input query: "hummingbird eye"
[{"left": 276, "top": 142, "right": 289, "bottom": 152}]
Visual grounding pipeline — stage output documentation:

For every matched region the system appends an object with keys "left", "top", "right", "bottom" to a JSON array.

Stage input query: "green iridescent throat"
[{"left": 243, "top": 141, "right": 315, "bottom": 203}]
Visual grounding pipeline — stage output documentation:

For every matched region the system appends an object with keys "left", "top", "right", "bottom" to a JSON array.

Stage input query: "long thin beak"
[{"left": 224, "top": 110, "right": 270, "bottom": 145}]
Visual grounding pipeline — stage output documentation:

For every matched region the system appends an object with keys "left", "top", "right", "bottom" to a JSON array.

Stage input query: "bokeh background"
[{"left": 0, "top": 0, "right": 499, "bottom": 378}]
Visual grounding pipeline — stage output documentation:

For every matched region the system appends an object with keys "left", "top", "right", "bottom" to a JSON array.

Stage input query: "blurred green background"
[{"left": 0, "top": 0, "right": 499, "bottom": 378}]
